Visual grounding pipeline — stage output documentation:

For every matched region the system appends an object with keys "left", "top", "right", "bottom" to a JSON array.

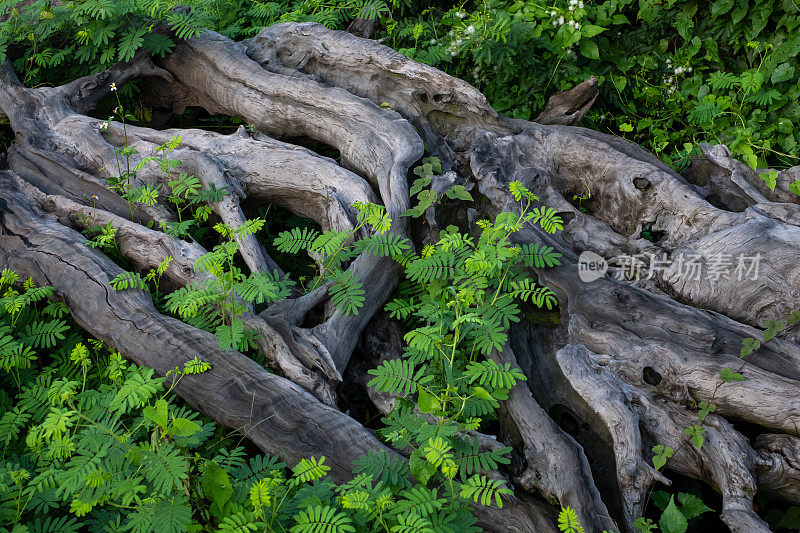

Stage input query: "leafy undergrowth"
[
  {"left": 4, "top": 0, "right": 800, "bottom": 177},
  {"left": 0, "top": 270, "right": 490, "bottom": 532}
]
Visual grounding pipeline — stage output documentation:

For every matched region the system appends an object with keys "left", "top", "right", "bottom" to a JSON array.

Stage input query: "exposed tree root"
[{"left": 1, "top": 22, "right": 798, "bottom": 533}]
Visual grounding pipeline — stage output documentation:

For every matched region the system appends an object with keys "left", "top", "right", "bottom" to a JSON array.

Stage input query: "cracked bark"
[{"left": 1, "top": 21, "right": 799, "bottom": 533}]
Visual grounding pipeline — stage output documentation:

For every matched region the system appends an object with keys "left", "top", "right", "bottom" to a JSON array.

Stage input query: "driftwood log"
[{"left": 1, "top": 21, "right": 799, "bottom": 533}]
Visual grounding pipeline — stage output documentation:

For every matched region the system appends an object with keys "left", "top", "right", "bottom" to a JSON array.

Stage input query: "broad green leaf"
[
  {"left": 720, "top": 367, "right": 746, "bottom": 382},
  {"left": 581, "top": 24, "right": 607, "bottom": 38},
  {"left": 143, "top": 398, "right": 169, "bottom": 429},
  {"left": 580, "top": 39, "right": 599, "bottom": 60},
  {"left": 418, "top": 388, "right": 441, "bottom": 414},
  {"left": 677, "top": 492, "right": 713, "bottom": 519},
  {"left": 171, "top": 418, "right": 201, "bottom": 438},
  {"left": 201, "top": 461, "right": 233, "bottom": 514},
  {"left": 660, "top": 496, "right": 688, "bottom": 533},
  {"left": 740, "top": 337, "right": 761, "bottom": 357},
  {"left": 409, "top": 449, "right": 437, "bottom": 486}
]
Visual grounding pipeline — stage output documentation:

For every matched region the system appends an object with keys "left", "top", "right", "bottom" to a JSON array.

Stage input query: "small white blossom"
[
  {"left": 100, "top": 122, "right": 109, "bottom": 131},
  {"left": 578, "top": 1, "right": 584, "bottom": 7},
  {"left": 466, "top": 25, "right": 475, "bottom": 35},
  {"left": 558, "top": 16, "right": 565, "bottom": 24},
  {"left": 456, "top": 11, "right": 466, "bottom": 19},
  {"left": 552, "top": 19, "right": 558, "bottom": 27},
  {"left": 109, "top": 82, "right": 117, "bottom": 92},
  {"left": 430, "top": 39, "right": 436, "bottom": 44}
]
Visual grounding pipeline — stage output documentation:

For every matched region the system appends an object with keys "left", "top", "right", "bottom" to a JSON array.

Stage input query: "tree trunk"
[{"left": 1, "top": 22, "right": 798, "bottom": 533}]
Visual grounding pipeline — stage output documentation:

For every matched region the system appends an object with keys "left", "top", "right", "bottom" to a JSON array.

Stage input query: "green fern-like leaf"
[
  {"left": 109, "top": 271, "right": 147, "bottom": 291},
  {"left": 352, "top": 449, "right": 412, "bottom": 489},
  {"left": 290, "top": 505, "right": 355, "bottom": 533},
  {"left": 453, "top": 437, "right": 512, "bottom": 476},
  {"left": 472, "top": 322, "right": 507, "bottom": 355},
  {"left": 385, "top": 297, "right": 419, "bottom": 320},
  {"left": 367, "top": 358, "right": 433, "bottom": 395},
  {"left": 125, "top": 495, "right": 192, "bottom": 533},
  {"left": 354, "top": 233, "right": 412, "bottom": 258},
  {"left": 235, "top": 218, "right": 266, "bottom": 238},
  {"left": 164, "top": 282, "right": 218, "bottom": 319},
  {"left": 393, "top": 484, "right": 446, "bottom": 517},
  {"left": 463, "top": 360, "right": 526, "bottom": 389},
  {"left": 19, "top": 319, "right": 69, "bottom": 348},
  {"left": 109, "top": 367, "right": 163, "bottom": 413},
  {"left": 459, "top": 475, "right": 512, "bottom": 508},
  {"left": 140, "top": 442, "right": 189, "bottom": 494},
  {"left": 509, "top": 279, "right": 558, "bottom": 309},
  {"left": 118, "top": 25, "right": 147, "bottom": 61},
  {"left": 312, "top": 230, "right": 350, "bottom": 257},
  {"left": 707, "top": 71, "right": 738, "bottom": 90},
  {"left": 217, "top": 511, "right": 261, "bottom": 532},
  {"left": 557, "top": 506, "right": 585, "bottom": 533},
  {"left": 529, "top": 206, "right": 564, "bottom": 234},
  {"left": 216, "top": 318, "right": 245, "bottom": 351},
  {"left": 519, "top": 243, "right": 562, "bottom": 268},
  {"left": 292, "top": 457, "right": 330, "bottom": 484},
  {"left": 328, "top": 271, "right": 365, "bottom": 316},
  {"left": 0, "top": 407, "right": 31, "bottom": 445},
  {"left": 405, "top": 253, "right": 457, "bottom": 284},
  {"left": 390, "top": 512, "right": 435, "bottom": 533},
  {"left": 183, "top": 356, "right": 211, "bottom": 374},
  {"left": 509, "top": 181, "right": 539, "bottom": 202},
  {"left": 274, "top": 227, "right": 320, "bottom": 254}
]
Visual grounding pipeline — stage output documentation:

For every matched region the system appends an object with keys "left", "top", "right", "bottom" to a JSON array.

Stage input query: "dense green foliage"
[
  {"left": 2, "top": 0, "right": 800, "bottom": 531},
  {"left": 0, "top": 265, "right": 514, "bottom": 532},
  {"left": 3, "top": 0, "right": 800, "bottom": 175},
  {"left": 1, "top": 145, "right": 566, "bottom": 531}
]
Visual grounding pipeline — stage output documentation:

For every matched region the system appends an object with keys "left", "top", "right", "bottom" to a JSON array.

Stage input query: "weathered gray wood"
[
  {"left": 1, "top": 21, "right": 798, "bottom": 533},
  {"left": 0, "top": 172, "right": 388, "bottom": 479}
]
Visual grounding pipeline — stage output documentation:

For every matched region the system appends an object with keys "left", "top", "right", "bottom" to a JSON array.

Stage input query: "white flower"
[
  {"left": 558, "top": 16, "right": 565, "bottom": 24},
  {"left": 456, "top": 11, "right": 466, "bottom": 19},
  {"left": 550, "top": 10, "right": 558, "bottom": 16},
  {"left": 100, "top": 122, "right": 109, "bottom": 131},
  {"left": 552, "top": 19, "right": 558, "bottom": 27},
  {"left": 109, "top": 82, "right": 117, "bottom": 92},
  {"left": 578, "top": 1, "right": 584, "bottom": 7},
  {"left": 687, "top": 67, "right": 693, "bottom": 73},
  {"left": 466, "top": 25, "right": 475, "bottom": 35},
  {"left": 569, "top": 0, "right": 577, "bottom": 6},
  {"left": 450, "top": 50, "right": 457, "bottom": 56},
  {"left": 430, "top": 39, "right": 437, "bottom": 44}
]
